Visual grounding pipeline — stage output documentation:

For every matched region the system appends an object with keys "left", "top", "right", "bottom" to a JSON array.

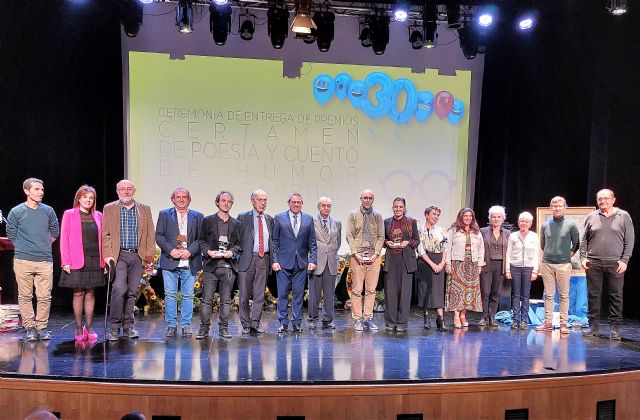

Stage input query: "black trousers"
[
  {"left": 480, "top": 260, "right": 504, "bottom": 318},
  {"left": 586, "top": 259, "right": 625, "bottom": 325}
]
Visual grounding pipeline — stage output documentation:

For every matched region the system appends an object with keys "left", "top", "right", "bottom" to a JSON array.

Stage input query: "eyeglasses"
[
  {"left": 117, "top": 187, "right": 134, "bottom": 192},
  {"left": 319, "top": 204, "right": 332, "bottom": 208},
  {"left": 597, "top": 197, "right": 613, "bottom": 201},
  {"left": 551, "top": 205, "right": 565, "bottom": 209}
]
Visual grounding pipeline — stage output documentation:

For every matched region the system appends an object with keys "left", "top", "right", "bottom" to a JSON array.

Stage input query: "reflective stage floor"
[{"left": 2, "top": 308, "right": 640, "bottom": 385}]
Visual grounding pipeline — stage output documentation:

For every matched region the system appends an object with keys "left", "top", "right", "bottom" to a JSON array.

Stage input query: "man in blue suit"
[
  {"left": 155, "top": 187, "right": 204, "bottom": 338},
  {"left": 237, "top": 189, "right": 274, "bottom": 335},
  {"left": 272, "top": 193, "right": 317, "bottom": 333}
]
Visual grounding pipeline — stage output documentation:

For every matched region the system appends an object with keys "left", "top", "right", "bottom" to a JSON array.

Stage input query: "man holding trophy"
[
  {"left": 346, "top": 189, "right": 385, "bottom": 331},
  {"left": 197, "top": 191, "right": 242, "bottom": 339}
]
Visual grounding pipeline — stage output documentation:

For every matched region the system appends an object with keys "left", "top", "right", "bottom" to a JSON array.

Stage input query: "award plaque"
[
  {"left": 357, "top": 240, "right": 374, "bottom": 264},
  {"left": 212, "top": 235, "right": 229, "bottom": 258},
  {"left": 176, "top": 234, "right": 187, "bottom": 250}
]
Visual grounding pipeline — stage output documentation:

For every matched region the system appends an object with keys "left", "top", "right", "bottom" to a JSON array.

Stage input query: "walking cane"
[{"left": 104, "top": 261, "right": 116, "bottom": 336}]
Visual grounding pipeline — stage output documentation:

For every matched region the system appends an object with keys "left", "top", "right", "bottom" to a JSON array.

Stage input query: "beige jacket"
[
  {"left": 102, "top": 200, "right": 156, "bottom": 263},
  {"left": 346, "top": 209, "right": 385, "bottom": 256}
]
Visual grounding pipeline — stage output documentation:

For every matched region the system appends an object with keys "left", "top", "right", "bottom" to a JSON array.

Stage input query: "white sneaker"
[
  {"left": 354, "top": 319, "right": 364, "bottom": 331},
  {"left": 363, "top": 319, "right": 378, "bottom": 331}
]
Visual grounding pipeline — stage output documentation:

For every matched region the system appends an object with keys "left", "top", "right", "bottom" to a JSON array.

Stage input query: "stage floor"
[{"left": 2, "top": 308, "right": 640, "bottom": 385}]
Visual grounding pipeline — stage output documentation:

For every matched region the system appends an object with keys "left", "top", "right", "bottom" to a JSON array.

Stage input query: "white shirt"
[{"left": 505, "top": 230, "right": 540, "bottom": 273}]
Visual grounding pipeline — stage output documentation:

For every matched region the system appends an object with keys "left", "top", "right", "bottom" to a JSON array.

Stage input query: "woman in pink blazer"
[{"left": 59, "top": 185, "right": 105, "bottom": 341}]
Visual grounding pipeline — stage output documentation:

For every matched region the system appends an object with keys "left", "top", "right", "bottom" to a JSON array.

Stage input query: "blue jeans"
[
  {"left": 510, "top": 265, "right": 533, "bottom": 323},
  {"left": 162, "top": 267, "right": 196, "bottom": 327}
]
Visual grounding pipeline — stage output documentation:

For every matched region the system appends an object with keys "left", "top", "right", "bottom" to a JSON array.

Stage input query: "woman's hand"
[
  {"left": 505, "top": 272, "right": 512, "bottom": 280},
  {"left": 62, "top": 265, "right": 71, "bottom": 274}
]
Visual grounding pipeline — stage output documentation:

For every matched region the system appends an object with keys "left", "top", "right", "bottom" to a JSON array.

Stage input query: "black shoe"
[
  {"left": 241, "top": 327, "right": 251, "bottom": 335},
  {"left": 196, "top": 327, "right": 209, "bottom": 339},
  {"left": 396, "top": 325, "right": 407, "bottom": 333},
  {"left": 583, "top": 324, "right": 600, "bottom": 336},
  {"left": 385, "top": 324, "right": 396, "bottom": 331},
  {"left": 107, "top": 328, "right": 120, "bottom": 342},
  {"left": 250, "top": 326, "right": 265, "bottom": 334},
  {"left": 423, "top": 311, "right": 431, "bottom": 330},
  {"left": 181, "top": 325, "right": 193, "bottom": 337},
  {"left": 25, "top": 327, "right": 38, "bottom": 342},
  {"left": 322, "top": 321, "right": 336, "bottom": 329},
  {"left": 124, "top": 328, "right": 139, "bottom": 339},
  {"left": 38, "top": 329, "right": 51, "bottom": 340},
  {"left": 165, "top": 326, "right": 177, "bottom": 337},
  {"left": 436, "top": 316, "right": 449, "bottom": 331},
  {"left": 219, "top": 328, "right": 232, "bottom": 339},
  {"left": 610, "top": 325, "right": 621, "bottom": 341},
  {"left": 277, "top": 325, "right": 288, "bottom": 334},
  {"left": 308, "top": 320, "right": 317, "bottom": 330},
  {"left": 292, "top": 325, "right": 303, "bottom": 333}
]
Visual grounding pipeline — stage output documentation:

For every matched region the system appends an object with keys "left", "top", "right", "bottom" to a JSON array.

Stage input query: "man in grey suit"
[
  {"left": 237, "top": 189, "right": 274, "bottom": 335},
  {"left": 272, "top": 193, "right": 317, "bottom": 333},
  {"left": 308, "top": 196, "right": 341, "bottom": 330},
  {"left": 155, "top": 187, "right": 203, "bottom": 338}
]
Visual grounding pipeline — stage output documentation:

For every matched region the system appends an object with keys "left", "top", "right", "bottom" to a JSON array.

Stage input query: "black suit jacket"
[
  {"left": 199, "top": 213, "right": 242, "bottom": 273},
  {"left": 237, "top": 210, "right": 274, "bottom": 273}
]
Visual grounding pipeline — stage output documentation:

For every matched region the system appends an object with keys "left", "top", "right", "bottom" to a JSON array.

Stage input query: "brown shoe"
[
  {"left": 535, "top": 322, "right": 553, "bottom": 332},
  {"left": 559, "top": 324, "right": 571, "bottom": 335}
]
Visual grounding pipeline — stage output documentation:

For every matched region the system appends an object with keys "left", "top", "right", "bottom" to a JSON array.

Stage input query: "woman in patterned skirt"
[
  {"left": 444, "top": 208, "right": 485, "bottom": 328},
  {"left": 59, "top": 185, "right": 105, "bottom": 341}
]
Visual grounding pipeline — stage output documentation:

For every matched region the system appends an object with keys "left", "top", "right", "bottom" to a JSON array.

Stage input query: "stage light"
[
  {"left": 457, "top": 26, "right": 478, "bottom": 59},
  {"left": 478, "top": 13, "right": 493, "bottom": 27},
  {"left": 213, "top": 0, "right": 228, "bottom": 5},
  {"left": 368, "top": 14, "right": 390, "bottom": 55},
  {"left": 423, "top": 3, "right": 438, "bottom": 49},
  {"left": 239, "top": 14, "right": 255, "bottom": 41},
  {"left": 138, "top": 0, "right": 153, "bottom": 4},
  {"left": 268, "top": 4, "right": 289, "bottom": 49},
  {"left": 120, "top": 0, "right": 144, "bottom": 37},
  {"left": 176, "top": 0, "right": 193, "bottom": 34},
  {"left": 447, "top": 3, "right": 462, "bottom": 30},
  {"left": 359, "top": 24, "right": 372, "bottom": 48},
  {"left": 518, "top": 17, "right": 534, "bottom": 30},
  {"left": 394, "top": 2, "right": 409, "bottom": 22},
  {"left": 314, "top": 11, "right": 335, "bottom": 52},
  {"left": 607, "top": 0, "right": 628, "bottom": 15},
  {"left": 409, "top": 29, "right": 423, "bottom": 50},
  {"left": 209, "top": 2, "right": 232, "bottom": 46},
  {"left": 291, "top": 0, "right": 316, "bottom": 34}
]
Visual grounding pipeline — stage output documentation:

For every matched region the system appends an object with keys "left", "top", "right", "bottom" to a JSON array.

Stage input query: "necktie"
[
  {"left": 322, "top": 219, "right": 329, "bottom": 235},
  {"left": 293, "top": 214, "right": 298, "bottom": 236},
  {"left": 257, "top": 214, "right": 265, "bottom": 257}
]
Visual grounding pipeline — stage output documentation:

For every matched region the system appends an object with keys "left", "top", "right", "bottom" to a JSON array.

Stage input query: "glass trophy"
[
  {"left": 357, "top": 240, "right": 374, "bottom": 264},
  {"left": 213, "top": 235, "right": 229, "bottom": 258}
]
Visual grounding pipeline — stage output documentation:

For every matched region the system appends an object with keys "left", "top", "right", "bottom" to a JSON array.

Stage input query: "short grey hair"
[
  {"left": 518, "top": 211, "right": 534, "bottom": 222},
  {"left": 488, "top": 205, "right": 506, "bottom": 219},
  {"left": 317, "top": 196, "right": 331, "bottom": 206}
]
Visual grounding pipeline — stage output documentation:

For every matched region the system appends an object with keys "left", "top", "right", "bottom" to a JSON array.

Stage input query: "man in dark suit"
[
  {"left": 309, "top": 196, "right": 341, "bottom": 330},
  {"left": 196, "top": 191, "right": 242, "bottom": 339},
  {"left": 237, "top": 189, "right": 274, "bottom": 335},
  {"left": 272, "top": 193, "right": 317, "bottom": 333},
  {"left": 155, "top": 187, "right": 203, "bottom": 338}
]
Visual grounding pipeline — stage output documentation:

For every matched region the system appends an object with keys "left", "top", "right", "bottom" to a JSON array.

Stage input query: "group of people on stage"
[{"left": 5, "top": 177, "right": 634, "bottom": 342}]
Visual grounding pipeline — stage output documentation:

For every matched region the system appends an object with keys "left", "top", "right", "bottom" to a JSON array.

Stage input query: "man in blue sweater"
[{"left": 6, "top": 178, "right": 59, "bottom": 341}]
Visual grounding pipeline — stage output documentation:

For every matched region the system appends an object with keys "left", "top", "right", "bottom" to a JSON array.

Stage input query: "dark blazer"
[
  {"left": 272, "top": 211, "right": 318, "bottom": 270},
  {"left": 480, "top": 226, "right": 511, "bottom": 274},
  {"left": 383, "top": 216, "right": 420, "bottom": 273},
  {"left": 155, "top": 208, "right": 203, "bottom": 275},
  {"left": 199, "top": 213, "right": 242, "bottom": 273},
  {"left": 237, "top": 210, "right": 274, "bottom": 273}
]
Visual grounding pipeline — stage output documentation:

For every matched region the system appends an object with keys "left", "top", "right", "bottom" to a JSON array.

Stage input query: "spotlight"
[
  {"left": 268, "top": 4, "right": 289, "bottom": 49},
  {"left": 212, "top": 0, "right": 228, "bottom": 5},
  {"left": 314, "top": 11, "right": 335, "bottom": 52},
  {"left": 368, "top": 14, "right": 390, "bottom": 55},
  {"left": 457, "top": 26, "right": 478, "bottom": 59},
  {"left": 359, "top": 24, "right": 372, "bottom": 48},
  {"left": 239, "top": 13, "right": 255, "bottom": 41},
  {"left": 607, "top": 0, "right": 628, "bottom": 15},
  {"left": 518, "top": 17, "right": 534, "bottom": 30},
  {"left": 291, "top": 0, "right": 316, "bottom": 34},
  {"left": 423, "top": 3, "right": 438, "bottom": 49},
  {"left": 394, "top": 2, "right": 409, "bottom": 22},
  {"left": 409, "top": 29, "right": 423, "bottom": 50},
  {"left": 176, "top": 0, "right": 193, "bottom": 34},
  {"left": 120, "top": 0, "right": 143, "bottom": 37},
  {"left": 138, "top": 0, "right": 153, "bottom": 4},
  {"left": 477, "top": 13, "right": 493, "bottom": 27},
  {"left": 209, "top": 3, "right": 232, "bottom": 46},
  {"left": 447, "top": 3, "right": 462, "bottom": 30}
]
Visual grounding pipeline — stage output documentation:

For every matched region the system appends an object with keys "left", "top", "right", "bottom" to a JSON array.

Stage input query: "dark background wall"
[{"left": 1, "top": 0, "right": 639, "bottom": 317}]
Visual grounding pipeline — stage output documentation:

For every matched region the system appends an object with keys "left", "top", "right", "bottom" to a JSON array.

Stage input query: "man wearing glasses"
[
  {"left": 535, "top": 196, "right": 580, "bottom": 334},
  {"left": 102, "top": 179, "right": 155, "bottom": 341},
  {"left": 308, "top": 197, "right": 341, "bottom": 330},
  {"left": 580, "top": 189, "right": 635, "bottom": 340}
]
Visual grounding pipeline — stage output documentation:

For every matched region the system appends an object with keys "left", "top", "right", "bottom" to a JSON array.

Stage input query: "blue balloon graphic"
[
  {"left": 361, "top": 72, "right": 393, "bottom": 119},
  {"left": 447, "top": 99, "right": 465, "bottom": 125},
  {"left": 334, "top": 73, "right": 352, "bottom": 101},
  {"left": 313, "top": 74, "right": 335, "bottom": 105},
  {"left": 415, "top": 91, "right": 435, "bottom": 123},
  {"left": 388, "top": 78, "right": 418, "bottom": 124},
  {"left": 348, "top": 80, "right": 368, "bottom": 109}
]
